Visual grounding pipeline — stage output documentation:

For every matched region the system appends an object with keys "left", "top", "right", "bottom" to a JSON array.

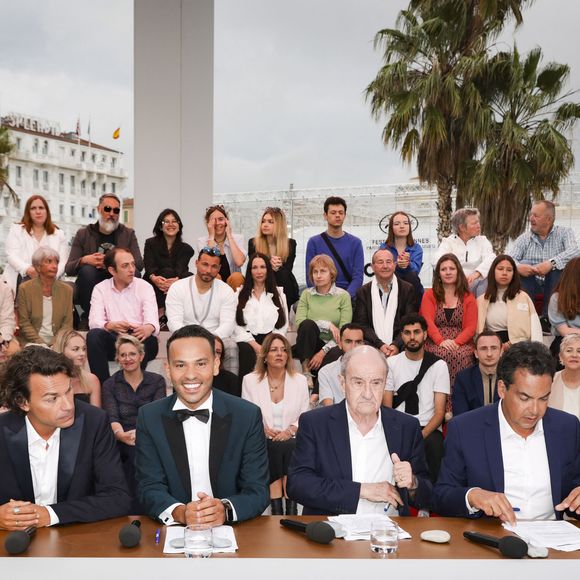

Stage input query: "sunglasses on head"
[
  {"left": 265, "top": 207, "right": 282, "bottom": 215},
  {"left": 103, "top": 206, "right": 121, "bottom": 215},
  {"left": 200, "top": 246, "right": 222, "bottom": 257}
]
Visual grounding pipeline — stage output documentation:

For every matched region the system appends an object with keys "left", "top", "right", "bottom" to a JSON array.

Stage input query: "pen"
[
  {"left": 512, "top": 507, "right": 520, "bottom": 512},
  {"left": 155, "top": 528, "right": 161, "bottom": 544}
]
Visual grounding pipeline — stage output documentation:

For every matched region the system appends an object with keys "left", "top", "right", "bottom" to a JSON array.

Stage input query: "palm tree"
[
  {"left": 366, "top": 0, "right": 533, "bottom": 239},
  {"left": 460, "top": 46, "right": 580, "bottom": 252},
  {"left": 0, "top": 125, "right": 17, "bottom": 201}
]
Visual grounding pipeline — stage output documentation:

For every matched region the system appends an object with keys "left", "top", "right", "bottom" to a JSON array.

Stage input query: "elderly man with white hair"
[
  {"left": 287, "top": 345, "right": 431, "bottom": 515},
  {"left": 432, "top": 207, "right": 495, "bottom": 297}
]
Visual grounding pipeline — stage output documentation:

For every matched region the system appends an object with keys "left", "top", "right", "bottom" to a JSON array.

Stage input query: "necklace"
[{"left": 268, "top": 376, "right": 284, "bottom": 393}]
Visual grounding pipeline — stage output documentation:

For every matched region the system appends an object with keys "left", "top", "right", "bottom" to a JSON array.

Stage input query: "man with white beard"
[{"left": 65, "top": 194, "right": 143, "bottom": 326}]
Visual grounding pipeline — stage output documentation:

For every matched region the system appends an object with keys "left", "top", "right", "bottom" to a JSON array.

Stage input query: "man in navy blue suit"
[
  {"left": 434, "top": 341, "right": 580, "bottom": 523},
  {"left": 135, "top": 325, "right": 269, "bottom": 526},
  {"left": 287, "top": 345, "right": 431, "bottom": 515},
  {"left": 0, "top": 347, "right": 130, "bottom": 530},
  {"left": 452, "top": 331, "right": 501, "bottom": 416}
]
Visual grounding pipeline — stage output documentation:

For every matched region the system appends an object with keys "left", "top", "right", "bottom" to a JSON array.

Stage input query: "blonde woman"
[
  {"left": 53, "top": 329, "right": 101, "bottom": 407},
  {"left": 242, "top": 333, "right": 309, "bottom": 515},
  {"left": 248, "top": 207, "right": 299, "bottom": 308}
]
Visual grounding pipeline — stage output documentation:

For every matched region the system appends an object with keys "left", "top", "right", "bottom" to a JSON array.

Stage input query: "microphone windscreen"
[
  {"left": 305, "top": 521, "right": 336, "bottom": 544},
  {"left": 5, "top": 531, "right": 31, "bottom": 555},
  {"left": 119, "top": 524, "right": 142, "bottom": 548},
  {"left": 498, "top": 536, "right": 528, "bottom": 559}
]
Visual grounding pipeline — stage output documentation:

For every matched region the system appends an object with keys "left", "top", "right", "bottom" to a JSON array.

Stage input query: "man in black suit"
[
  {"left": 353, "top": 248, "right": 417, "bottom": 357},
  {"left": 452, "top": 331, "right": 501, "bottom": 416},
  {"left": 0, "top": 347, "right": 131, "bottom": 530}
]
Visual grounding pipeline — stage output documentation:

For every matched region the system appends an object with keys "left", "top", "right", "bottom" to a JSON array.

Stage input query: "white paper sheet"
[
  {"left": 503, "top": 520, "right": 580, "bottom": 552},
  {"left": 328, "top": 514, "right": 412, "bottom": 541},
  {"left": 162, "top": 525, "right": 238, "bottom": 554}
]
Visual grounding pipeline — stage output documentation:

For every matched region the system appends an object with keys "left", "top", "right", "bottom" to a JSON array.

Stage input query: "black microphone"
[
  {"left": 119, "top": 519, "right": 142, "bottom": 548},
  {"left": 5, "top": 526, "right": 37, "bottom": 555},
  {"left": 280, "top": 519, "right": 335, "bottom": 544},
  {"left": 463, "top": 531, "right": 528, "bottom": 558}
]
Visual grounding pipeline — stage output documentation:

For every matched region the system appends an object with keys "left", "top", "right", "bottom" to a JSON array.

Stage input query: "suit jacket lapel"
[
  {"left": 4, "top": 419, "right": 35, "bottom": 501},
  {"left": 162, "top": 412, "right": 191, "bottom": 500},
  {"left": 57, "top": 413, "right": 84, "bottom": 501},
  {"left": 475, "top": 368, "right": 485, "bottom": 408},
  {"left": 484, "top": 405, "right": 504, "bottom": 492},
  {"left": 542, "top": 412, "right": 562, "bottom": 512},
  {"left": 209, "top": 411, "right": 231, "bottom": 495},
  {"left": 329, "top": 402, "right": 353, "bottom": 481}
]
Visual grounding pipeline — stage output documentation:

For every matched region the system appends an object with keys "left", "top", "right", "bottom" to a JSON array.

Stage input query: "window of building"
[
  {"left": 81, "top": 206, "right": 86, "bottom": 218},
  {"left": 42, "top": 170, "right": 49, "bottom": 190},
  {"left": 16, "top": 138, "right": 22, "bottom": 151},
  {"left": 16, "top": 166, "right": 22, "bottom": 186},
  {"left": 42, "top": 140, "right": 49, "bottom": 155},
  {"left": 33, "top": 169, "right": 39, "bottom": 187},
  {"left": 59, "top": 204, "right": 64, "bottom": 216},
  {"left": 123, "top": 210, "right": 129, "bottom": 222},
  {"left": 111, "top": 157, "right": 117, "bottom": 168},
  {"left": 101, "top": 155, "right": 106, "bottom": 164},
  {"left": 70, "top": 175, "right": 76, "bottom": 193},
  {"left": 70, "top": 149, "right": 76, "bottom": 158},
  {"left": 111, "top": 182, "right": 116, "bottom": 193},
  {"left": 91, "top": 181, "right": 96, "bottom": 195},
  {"left": 58, "top": 173, "right": 65, "bottom": 193},
  {"left": 81, "top": 151, "right": 86, "bottom": 162},
  {"left": 91, "top": 153, "right": 97, "bottom": 163},
  {"left": 71, "top": 206, "right": 75, "bottom": 217},
  {"left": 32, "top": 139, "right": 39, "bottom": 154},
  {"left": 81, "top": 180, "right": 86, "bottom": 195}
]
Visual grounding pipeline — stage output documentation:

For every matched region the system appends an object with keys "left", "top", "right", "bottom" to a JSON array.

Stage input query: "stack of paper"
[
  {"left": 163, "top": 525, "right": 238, "bottom": 554},
  {"left": 328, "top": 514, "right": 411, "bottom": 541},
  {"left": 503, "top": 520, "right": 580, "bottom": 552}
]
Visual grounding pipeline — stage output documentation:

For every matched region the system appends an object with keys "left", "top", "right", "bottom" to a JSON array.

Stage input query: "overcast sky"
[{"left": 0, "top": 0, "right": 578, "bottom": 196}]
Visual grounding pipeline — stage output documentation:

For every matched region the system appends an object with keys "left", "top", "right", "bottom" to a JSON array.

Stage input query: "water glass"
[
  {"left": 184, "top": 524, "right": 213, "bottom": 558},
  {"left": 370, "top": 520, "right": 399, "bottom": 556}
]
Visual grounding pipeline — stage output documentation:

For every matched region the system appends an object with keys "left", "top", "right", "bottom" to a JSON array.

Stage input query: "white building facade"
[{"left": 0, "top": 112, "right": 128, "bottom": 269}]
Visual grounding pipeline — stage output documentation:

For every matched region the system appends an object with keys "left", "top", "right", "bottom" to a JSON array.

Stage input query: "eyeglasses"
[
  {"left": 161, "top": 220, "right": 179, "bottom": 226},
  {"left": 102, "top": 206, "right": 121, "bottom": 215},
  {"left": 119, "top": 352, "right": 139, "bottom": 359},
  {"left": 200, "top": 246, "right": 222, "bottom": 257}
]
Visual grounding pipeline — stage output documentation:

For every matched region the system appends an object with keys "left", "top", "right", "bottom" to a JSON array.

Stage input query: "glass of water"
[
  {"left": 184, "top": 524, "right": 213, "bottom": 558},
  {"left": 370, "top": 520, "right": 399, "bottom": 556}
]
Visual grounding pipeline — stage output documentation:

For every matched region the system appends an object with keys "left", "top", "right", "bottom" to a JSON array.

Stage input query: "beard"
[
  {"left": 99, "top": 217, "right": 119, "bottom": 234},
  {"left": 404, "top": 341, "right": 425, "bottom": 353}
]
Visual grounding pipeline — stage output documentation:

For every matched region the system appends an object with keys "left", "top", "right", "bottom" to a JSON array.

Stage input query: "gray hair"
[
  {"left": 451, "top": 207, "right": 479, "bottom": 234},
  {"left": 98, "top": 192, "right": 122, "bottom": 206},
  {"left": 115, "top": 333, "right": 145, "bottom": 356},
  {"left": 31, "top": 246, "right": 60, "bottom": 269},
  {"left": 340, "top": 345, "right": 388, "bottom": 379},
  {"left": 533, "top": 199, "right": 556, "bottom": 219},
  {"left": 560, "top": 333, "right": 580, "bottom": 353},
  {"left": 372, "top": 247, "right": 395, "bottom": 264}
]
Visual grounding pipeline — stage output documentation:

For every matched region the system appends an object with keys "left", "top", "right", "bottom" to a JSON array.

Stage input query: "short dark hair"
[
  {"left": 340, "top": 323, "right": 365, "bottom": 339},
  {"left": 475, "top": 330, "right": 502, "bottom": 349},
  {"left": 497, "top": 341, "right": 556, "bottom": 388},
  {"left": 400, "top": 313, "right": 428, "bottom": 332},
  {"left": 0, "top": 347, "right": 74, "bottom": 414},
  {"left": 166, "top": 325, "right": 216, "bottom": 359},
  {"left": 99, "top": 193, "right": 121, "bottom": 206},
  {"left": 324, "top": 196, "right": 347, "bottom": 214},
  {"left": 104, "top": 247, "right": 133, "bottom": 270}
]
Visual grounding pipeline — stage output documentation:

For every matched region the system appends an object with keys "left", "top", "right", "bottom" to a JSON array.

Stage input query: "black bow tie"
[{"left": 175, "top": 409, "right": 210, "bottom": 423}]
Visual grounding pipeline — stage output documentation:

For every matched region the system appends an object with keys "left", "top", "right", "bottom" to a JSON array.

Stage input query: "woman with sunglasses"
[
  {"left": 248, "top": 207, "right": 299, "bottom": 309},
  {"left": 3, "top": 194, "right": 69, "bottom": 296},
  {"left": 144, "top": 209, "right": 194, "bottom": 327},
  {"left": 102, "top": 333, "right": 167, "bottom": 510},
  {"left": 234, "top": 253, "right": 288, "bottom": 382},
  {"left": 197, "top": 204, "right": 246, "bottom": 290},
  {"left": 242, "top": 333, "right": 309, "bottom": 515}
]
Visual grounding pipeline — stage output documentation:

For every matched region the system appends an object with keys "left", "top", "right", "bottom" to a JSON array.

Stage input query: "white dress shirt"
[
  {"left": 234, "top": 286, "right": 288, "bottom": 341},
  {"left": 345, "top": 404, "right": 396, "bottom": 516},
  {"left": 25, "top": 417, "right": 60, "bottom": 526},
  {"left": 432, "top": 234, "right": 495, "bottom": 277}
]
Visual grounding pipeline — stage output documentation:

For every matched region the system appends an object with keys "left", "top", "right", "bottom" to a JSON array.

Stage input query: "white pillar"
[{"left": 134, "top": 0, "right": 213, "bottom": 249}]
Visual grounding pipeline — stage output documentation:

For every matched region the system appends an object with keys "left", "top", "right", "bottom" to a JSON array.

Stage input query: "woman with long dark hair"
[
  {"left": 144, "top": 209, "right": 194, "bottom": 324},
  {"left": 234, "top": 253, "right": 288, "bottom": 381},
  {"left": 248, "top": 207, "right": 299, "bottom": 308},
  {"left": 3, "top": 195, "right": 69, "bottom": 295},
  {"left": 477, "top": 254, "right": 542, "bottom": 351}
]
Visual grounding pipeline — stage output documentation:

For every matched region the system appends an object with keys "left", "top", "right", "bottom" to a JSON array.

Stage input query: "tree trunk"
[
  {"left": 435, "top": 178, "right": 453, "bottom": 241},
  {"left": 488, "top": 231, "right": 508, "bottom": 255}
]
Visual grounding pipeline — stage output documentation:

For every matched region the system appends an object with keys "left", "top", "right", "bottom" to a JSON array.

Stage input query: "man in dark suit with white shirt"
[
  {"left": 0, "top": 347, "right": 131, "bottom": 530},
  {"left": 135, "top": 324, "right": 269, "bottom": 526}
]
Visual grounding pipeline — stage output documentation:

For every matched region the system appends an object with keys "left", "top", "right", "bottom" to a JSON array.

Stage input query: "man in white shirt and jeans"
[
  {"left": 433, "top": 341, "right": 580, "bottom": 522},
  {"left": 383, "top": 314, "right": 449, "bottom": 483}
]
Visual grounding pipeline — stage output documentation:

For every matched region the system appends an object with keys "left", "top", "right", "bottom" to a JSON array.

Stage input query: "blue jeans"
[{"left": 520, "top": 269, "right": 561, "bottom": 317}]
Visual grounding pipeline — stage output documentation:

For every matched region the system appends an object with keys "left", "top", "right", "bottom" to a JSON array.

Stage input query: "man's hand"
[
  {"left": 117, "top": 429, "right": 136, "bottom": 446},
  {"left": 264, "top": 425, "right": 280, "bottom": 439},
  {"left": 391, "top": 453, "right": 416, "bottom": 490},
  {"left": 517, "top": 263, "right": 535, "bottom": 278},
  {"left": 467, "top": 489, "right": 517, "bottom": 525},
  {"left": 360, "top": 482, "right": 403, "bottom": 507},
  {"left": 555, "top": 486, "right": 580, "bottom": 515},
  {"left": 185, "top": 492, "right": 226, "bottom": 527},
  {"left": 0, "top": 501, "right": 40, "bottom": 531},
  {"left": 533, "top": 261, "right": 553, "bottom": 276},
  {"left": 380, "top": 344, "right": 398, "bottom": 357},
  {"left": 308, "top": 350, "right": 325, "bottom": 370},
  {"left": 105, "top": 321, "right": 133, "bottom": 334},
  {"left": 82, "top": 253, "right": 105, "bottom": 269},
  {"left": 467, "top": 271, "right": 482, "bottom": 285},
  {"left": 132, "top": 324, "right": 155, "bottom": 341}
]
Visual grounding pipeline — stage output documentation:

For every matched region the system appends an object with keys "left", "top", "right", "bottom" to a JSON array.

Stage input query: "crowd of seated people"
[{"left": 0, "top": 192, "right": 579, "bottom": 530}]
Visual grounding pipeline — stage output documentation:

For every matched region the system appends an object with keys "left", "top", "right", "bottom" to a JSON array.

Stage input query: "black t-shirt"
[{"left": 97, "top": 231, "right": 116, "bottom": 254}]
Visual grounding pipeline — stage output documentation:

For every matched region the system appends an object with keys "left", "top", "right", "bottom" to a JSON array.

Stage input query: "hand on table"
[
  {"left": 185, "top": 492, "right": 226, "bottom": 527},
  {"left": 467, "top": 488, "right": 517, "bottom": 525}
]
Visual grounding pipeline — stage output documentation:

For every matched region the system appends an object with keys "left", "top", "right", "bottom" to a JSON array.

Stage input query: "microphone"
[
  {"left": 119, "top": 520, "right": 142, "bottom": 548},
  {"left": 463, "top": 531, "right": 528, "bottom": 559},
  {"left": 5, "top": 526, "right": 37, "bottom": 555},
  {"left": 280, "top": 519, "right": 335, "bottom": 544}
]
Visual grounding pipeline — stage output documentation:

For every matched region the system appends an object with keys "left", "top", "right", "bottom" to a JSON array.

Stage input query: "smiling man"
[
  {"left": 433, "top": 341, "right": 580, "bottom": 522},
  {"left": 135, "top": 325, "right": 269, "bottom": 526},
  {"left": 0, "top": 347, "right": 130, "bottom": 530}
]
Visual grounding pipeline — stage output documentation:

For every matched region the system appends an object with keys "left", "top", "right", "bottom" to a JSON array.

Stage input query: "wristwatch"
[
  {"left": 221, "top": 499, "right": 234, "bottom": 523},
  {"left": 550, "top": 258, "right": 557, "bottom": 271}
]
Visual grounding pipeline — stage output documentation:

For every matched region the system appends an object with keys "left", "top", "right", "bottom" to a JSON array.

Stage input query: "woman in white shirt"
[
  {"left": 3, "top": 195, "right": 69, "bottom": 295},
  {"left": 549, "top": 334, "right": 580, "bottom": 420},
  {"left": 235, "top": 252, "right": 288, "bottom": 382},
  {"left": 242, "top": 333, "right": 309, "bottom": 516}
]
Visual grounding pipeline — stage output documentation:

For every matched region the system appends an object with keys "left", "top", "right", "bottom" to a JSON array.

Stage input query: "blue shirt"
[
  {"left": 509, "top": 226, "right": 579, "bottom": 270},
  {"left": 379, "top": 242, "right": 424, "bottom": 276}
]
